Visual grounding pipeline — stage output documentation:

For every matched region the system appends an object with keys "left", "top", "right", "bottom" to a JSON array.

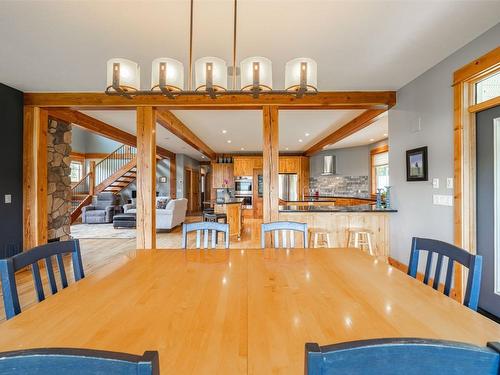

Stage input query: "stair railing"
[{"left": 70, "top": 145, "right": 136, "bottom": 214}]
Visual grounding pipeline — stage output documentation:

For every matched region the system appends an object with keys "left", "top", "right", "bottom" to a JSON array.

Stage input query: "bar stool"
[
  {"left": 203, "top": 212, "right": 227, "bottom": 224},
  {"left": 309, "top": 228, "right": 332, "bottom": 248},
  {"left": 346, "top": 228, "right": 374, "bottom": 255}
]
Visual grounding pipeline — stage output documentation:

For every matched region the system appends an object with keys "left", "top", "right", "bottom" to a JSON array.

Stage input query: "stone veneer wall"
[
  {"left": 309, "top": 175, "right": 369, "bottom": 198},
  {"left": 47, "top": 120, "right": 72, "bottom": 241}
]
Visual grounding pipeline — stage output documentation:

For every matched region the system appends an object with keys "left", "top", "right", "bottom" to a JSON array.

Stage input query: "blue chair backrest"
[
  {"left": 305, "top": 338, "right": 500, "bottom": 375},
  {"left": 407, "top": 237, "right": 482, "bottom": 310},
  {"left": 182, "top": 222, "right": 230, "bottom": 249},
  {"left": 0, "top": 348, "right": 159, "bottom": 374},
  {"left": 261, "top": 221, "right": 308, "bottom": 249},
  {"left": 0, "top": 239, "right": 85, "bottom": 320}
]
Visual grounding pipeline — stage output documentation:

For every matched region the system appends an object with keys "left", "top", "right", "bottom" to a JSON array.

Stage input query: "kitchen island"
[
  {"left": 279, "top": 203, "right": 397, "bottom": 256},
  {"left": 213, "top": 198, "right": 244, "bottom": 239}
]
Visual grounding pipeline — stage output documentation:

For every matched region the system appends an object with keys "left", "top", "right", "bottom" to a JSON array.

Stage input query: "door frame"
[{"left": 454, "top": 46, "right": 500, "bottom": 301}]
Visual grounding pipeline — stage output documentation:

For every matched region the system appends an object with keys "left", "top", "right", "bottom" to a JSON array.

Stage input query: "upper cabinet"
[
  {"left": 211, "top": 162, "right": 234, "bottom": 188},
  {"left": 233, "top": 156, "right": 263, "bottom": 177},
  {"left": 279, "top": 157, "right": 301, "bottom": 174}
]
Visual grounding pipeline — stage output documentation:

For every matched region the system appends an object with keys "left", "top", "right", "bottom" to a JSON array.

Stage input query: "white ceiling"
[
  {"left": 327, "top": 114, "right": 388, "bottom": 150},
  {"left": 0, "top": 1, "right": 498, "bottom": 92},
  {"left": 1, "top": 1, "right": 499, "bottom": 154},
  {"left": 80, "top": 110, "right": 207, "bottom": 161}
]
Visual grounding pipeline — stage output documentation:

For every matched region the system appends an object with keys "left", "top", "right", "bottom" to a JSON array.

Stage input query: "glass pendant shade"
[
  {"left": 284, "top": 58, "right": 317, "bottom": 91},
  {"left": 106, "top": 58, "right": 140, "bottom": 91},
  {"left": 195, "top": 57, "right": 227, "bottom": 91},
  {"left": 240, "top": 56, "right": 272, "bottom": 91},
  {"left": 151, "top": 58, "right": 184, "bottom": 91}
]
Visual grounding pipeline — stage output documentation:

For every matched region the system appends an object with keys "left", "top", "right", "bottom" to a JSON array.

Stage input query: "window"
[
  {"left": 475, "top": 71, "right": 500, "bottom": 104},
  {"left": 371, "top": 146, "right": 389, "bottom": 194},
  {"left": 70, "top": 161, "right": 83, "bottom": 183}
]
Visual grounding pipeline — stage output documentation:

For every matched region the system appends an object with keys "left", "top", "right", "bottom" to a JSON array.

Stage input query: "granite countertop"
[
  {"left": 279, "top": 204, "right": 397, "bottom": 213},
  {"left": 214, "top": 198, "right": 244, "bottom": 205}
]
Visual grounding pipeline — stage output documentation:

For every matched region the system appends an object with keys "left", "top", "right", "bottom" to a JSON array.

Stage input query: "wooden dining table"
[{"left": 0, "top": 248, "right": 499, "bottom": 374}]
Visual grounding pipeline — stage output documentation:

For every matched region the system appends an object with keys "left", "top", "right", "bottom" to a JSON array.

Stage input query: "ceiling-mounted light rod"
[
  {"left": 205, "top": 62, "right": 217, "bottom": 99},
  {"left": 158, "top": 62, "right": 175, "bottom": 99},
  {"left": 232, "top": 0, "right": 238, "bottom": 90},
  {"left": 188, "top": 0, "right": 194, "bottom": 91},
  {"left": 252, "top": 62, "right": 260, "bottom": 98},
  {"left": 297, "top": 62, "right": 308, "bottom": 98}
]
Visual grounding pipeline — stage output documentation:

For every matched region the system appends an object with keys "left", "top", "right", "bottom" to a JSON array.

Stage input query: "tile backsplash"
[{"left": 309, "top": 175, "right": 369, "bottom": 198}]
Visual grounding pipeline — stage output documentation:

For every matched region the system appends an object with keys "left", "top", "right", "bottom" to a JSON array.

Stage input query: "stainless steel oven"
[
  {"left": 235, "top": 194, "right": 252, "bottom": 209},
  {"left": 235, "top": 176, "right": 252, "bottom": 195}
]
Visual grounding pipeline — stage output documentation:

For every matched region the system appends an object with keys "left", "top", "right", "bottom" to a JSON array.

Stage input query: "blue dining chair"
[
  {"left": 182, "top": 221, "right": 230, "bottom": 249},
  {"left": 305, "top": 338, "right": 500, "bottom": 375},
  {"left": 0, "top": 239, "right": 85, "bottom": 320},
  {"left": 261, "top": 221, "right": 308, "bottom": 249},
  {"left": 0, "top": 348, "right": 159, "bottom": 374},
  {"left": 407, "top": 237, "right": 482, "bottom": 310}
]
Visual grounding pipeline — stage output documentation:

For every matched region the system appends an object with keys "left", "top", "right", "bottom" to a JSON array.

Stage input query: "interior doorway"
[{"left": 184, "top": 168, "right": 201, "bottom": 215}]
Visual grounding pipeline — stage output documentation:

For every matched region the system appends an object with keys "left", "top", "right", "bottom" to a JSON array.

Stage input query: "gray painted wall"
[
  {"left": 310, "top": 145, "right": 370, "bottom": 177},
  {"left": 388, "top": 22, "right": 500, "bottom": 264},
  {"left": 175, "top": 154, "right": 201, "bottom": 198},
  {"left": 71, "top": 127, "right": 121, "bottom": 154},
  {"left": 119, "top": 158, "right": 171, "bottom": 204}
]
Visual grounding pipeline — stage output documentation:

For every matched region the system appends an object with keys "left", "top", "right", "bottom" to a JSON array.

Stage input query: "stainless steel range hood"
[{"left": 321, "top": 155, "right": 336, "bottom": 175}]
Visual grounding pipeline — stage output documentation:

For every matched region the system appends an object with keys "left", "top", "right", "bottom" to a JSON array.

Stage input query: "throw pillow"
[{"left": 156, "top": 198, "right": 169, "bottom": 209}]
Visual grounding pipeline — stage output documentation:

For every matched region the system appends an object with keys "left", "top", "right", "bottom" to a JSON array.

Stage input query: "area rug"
[{"left": 71, "top": 224, "right": 136, "bottom": 239}]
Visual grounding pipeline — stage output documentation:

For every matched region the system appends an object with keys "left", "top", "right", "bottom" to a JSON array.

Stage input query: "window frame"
[{"left": 370, "top": 144, "right": 389, "bottom": 195}]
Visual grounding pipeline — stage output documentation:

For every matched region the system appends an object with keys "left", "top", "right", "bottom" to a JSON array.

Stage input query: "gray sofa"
[{"left": 82, "top": 192, "right": 122, "bottom": 224}]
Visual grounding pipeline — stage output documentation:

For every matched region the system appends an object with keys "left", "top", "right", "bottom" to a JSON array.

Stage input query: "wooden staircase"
[{"left": 70, "top": 145, "right": 137, "bottom": 224}]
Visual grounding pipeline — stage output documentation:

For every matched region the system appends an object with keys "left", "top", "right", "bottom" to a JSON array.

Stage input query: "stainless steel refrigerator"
[{"left": 279, "top": 174, "right": 298, "bottom": 201}]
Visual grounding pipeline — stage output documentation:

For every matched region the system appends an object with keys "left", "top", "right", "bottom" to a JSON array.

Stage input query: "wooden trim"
[
  {"left": 48, "top": 108, "right": 174, "bottom": 160},
  {"left": 24, "top": 91, "right": 396, "bottom": 109},
  {"left": 136, "top": 107, "right": 156, "bottom": 249},
  {"left": 305, "top": 109, "right": 387, "bottom": 155},
  {"left": 468, "top": 96, "right": 500, "bottom": 113},
  {"left": 453, "top": 46, "right": 500, "bottom": 86},
  {"left": 262, "top": 106, "right": 279, "bottom": 223},
  {"left": 370, "top": 144, "right": 389, "bottom": 195},
  {"left": 70, "top": 151, "right": 85, "bottom": 159},
  {"left": 156, "top": 110, "right": 216, "bottom": 160},
  {"left": 170, "top": 154, "right": 177, "bottom": 199},
  {"left": 453, "top": 46, "right": 500, "bottom": 303},
  {"left": 23, "top": 107, "right": 48, "bottom": 250}
]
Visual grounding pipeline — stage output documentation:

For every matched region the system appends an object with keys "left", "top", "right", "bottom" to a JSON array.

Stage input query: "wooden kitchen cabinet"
[
  {"left": 279, "top": 156, "right": 301, "bottom": 174},
  {"left": 233, "top": 156, "right": 262, "bottom": 177},
  {"left": 211, "top": 163, "right": 234, "bottom": 188},
  {"left": 279, "top": 156, "right": 309, "bottom": 198}
]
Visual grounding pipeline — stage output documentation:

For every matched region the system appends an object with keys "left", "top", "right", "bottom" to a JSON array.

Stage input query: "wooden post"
[
  {"left": 136, "top": 107, "right": 157, "bottom": 249},
  {"left": 262, "top": 106, "right": 279, "bottom": 223},
  {"left": 23, "top": 106, "right": 48, "bottom": 250},
  {"left": 169, "top": 154, "right": 177, "bottom": 199},
  {"left": 88, "top": 161, "right": 96, "bottom": 196}
]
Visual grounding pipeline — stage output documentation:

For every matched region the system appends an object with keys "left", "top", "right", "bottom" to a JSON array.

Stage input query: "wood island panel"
[{"left": 279, "top": 211, "right": 390, "bottom": 257}]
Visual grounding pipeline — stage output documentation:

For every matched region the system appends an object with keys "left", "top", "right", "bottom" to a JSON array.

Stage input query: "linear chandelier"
[{"left": 105, "top": 0, "right": 318, "bottom": 99}]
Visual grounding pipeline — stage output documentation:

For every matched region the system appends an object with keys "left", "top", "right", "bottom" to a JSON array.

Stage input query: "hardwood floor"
[{"left": 0, "top": 216, "right": 263, "bottom": 321}]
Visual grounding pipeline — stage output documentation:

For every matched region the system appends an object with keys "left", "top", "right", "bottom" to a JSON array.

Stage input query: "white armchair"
[{"left": 123, "top": 197, "right": 188, "bottom": 231}]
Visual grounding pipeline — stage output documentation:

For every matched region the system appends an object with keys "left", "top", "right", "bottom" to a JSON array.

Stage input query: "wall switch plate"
[
  {"left": 447, "top": 178, "right": 454, "bottom": 189},
  {"left": 433, "top": 194, "right": 453, "bottom": 206},
  {"left": 4, "top": 194, "right": 11, "bottom": 204},
  {"left": 432, "top": 178, "right": 439, "bottom": 189}
]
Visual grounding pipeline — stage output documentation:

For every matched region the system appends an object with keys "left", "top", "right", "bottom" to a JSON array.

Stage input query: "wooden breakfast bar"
[{"left": 0, "top": 249, "right": 498, "bottom": 374}]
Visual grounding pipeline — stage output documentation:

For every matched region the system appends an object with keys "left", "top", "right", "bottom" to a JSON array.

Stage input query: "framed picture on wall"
[{"left": 406, "top": 146, "right": 428, "bottom": 181}]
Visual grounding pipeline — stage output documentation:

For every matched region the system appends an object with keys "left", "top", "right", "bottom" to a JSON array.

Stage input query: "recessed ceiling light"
[
  {"left": 305, "top": 132, "right": 310, "bottom": 137},
  {"left": 298, "top": 139, "right": 303, "bottom": 143},
  {"left": 227, "top": 140, "right": 232, "bottom": 143},
  {"left": 285, "top": 147, "right": 289, "bottom": 150},
  {"left": 383, "top": 133, "right": 388, "bottom": 137},
  {"left": 222, "top": 130, "right": 227, "bottom": 134},
  {"left": 369, "top": 138, "right": 375, "bottom": 142},
  {"left": 240, "top": 147, "right": 245, "bottom": 150},
  {"left": 201, "top": 155, "right": 205, "bottom": 158}
]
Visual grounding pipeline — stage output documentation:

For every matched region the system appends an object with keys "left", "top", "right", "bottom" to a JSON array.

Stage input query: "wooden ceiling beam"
[
  {"left": 47, "top": 108, "right": 174, "bottom": 159},
  {"left": 25, "top": 91, "right": 396, "bottom": 110},
  {"left": 305, "top": 109, "right": 387, "bottom": 156},
  {"left": 156, "top": 110, "right": 216, "bottom": 160}
]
